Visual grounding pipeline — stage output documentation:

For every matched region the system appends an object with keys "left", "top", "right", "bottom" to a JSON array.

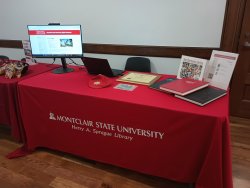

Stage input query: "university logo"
[
  {"left": 49, "top": 112, "right": 56, "bottom": 120},
  {"left": 48, "top": 111, "right": 93, "bottom": 127}
]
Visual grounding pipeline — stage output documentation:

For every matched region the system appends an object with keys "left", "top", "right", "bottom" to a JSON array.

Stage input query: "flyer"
[{"left": 204, "top": 50, "right": 239, "bottom": 90}]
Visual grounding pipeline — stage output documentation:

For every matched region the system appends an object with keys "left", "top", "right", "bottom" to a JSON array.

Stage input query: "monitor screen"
[
  {"left": 27, "top": 24, "right": 83, "bottom": 74},
  {"left": 27, "top": 25, "right": 83, "bottom": 58}
]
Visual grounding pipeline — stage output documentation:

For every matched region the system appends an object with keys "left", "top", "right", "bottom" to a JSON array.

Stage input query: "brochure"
[
  {"left": 204, "top": 50, "right": 239, "bottom": 90},
  {"left": 22, "top": 40, "right": 36, "bottom": 65},
  {"left": 114, "top": 83, "right": 137, "bottom": 91}
]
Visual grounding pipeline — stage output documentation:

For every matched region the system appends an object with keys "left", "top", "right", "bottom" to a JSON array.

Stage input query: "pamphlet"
[
  {"left": 22, "top": 40, "right": 36, "bottom": 65},
  {"left": 114, "top": 83, "right": 137, "bottom": 91},
  {"left": 177, "top": 55, "right": 208, "bottom": 81},
  {"left": 204, "top": 50, "right": 239, "bottom": 90}
]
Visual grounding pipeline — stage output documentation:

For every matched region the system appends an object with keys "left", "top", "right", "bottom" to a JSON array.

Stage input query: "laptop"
[{"left": 81, "top": 57, "right": 124, "bottom": 77}]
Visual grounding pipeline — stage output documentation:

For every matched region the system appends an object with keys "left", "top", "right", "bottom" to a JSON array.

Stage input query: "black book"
[
  {"left": 175, "top": 86, "right": 227, "bottom": 106},
  {"left": 149, "top": 77, "right": 177, "bottom": 91}
]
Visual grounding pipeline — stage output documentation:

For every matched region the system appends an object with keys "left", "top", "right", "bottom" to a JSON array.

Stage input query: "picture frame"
[{"left": 117, "top": 72, "right": 161, "bottom": 85}]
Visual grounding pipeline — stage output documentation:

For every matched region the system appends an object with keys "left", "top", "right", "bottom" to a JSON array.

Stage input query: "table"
[
  {"left": 0, "top": 63, "right": 59, "bottom": 141},
  {"left": 15, "top": 67, "right": 232, "bottom": 188}
]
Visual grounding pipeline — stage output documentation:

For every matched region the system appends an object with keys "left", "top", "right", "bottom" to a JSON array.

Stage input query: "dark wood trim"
[
  {"left": 0, "top": 0, "right": 242, "bottom": 59},
  {"left": 0, "top": 39, "right": 214, "bottom": 59},
  {"left": 0, "top": 40, "right": 23, "bottom": 49},
  {"left": 221, "top": 0, "right": 246, "bottom": 52},
  {"left": 229, "top": 0, "right": 250, "bottom": 118},
  {"left": 85, "top": 43, "right": 214, "bottom": 58}
]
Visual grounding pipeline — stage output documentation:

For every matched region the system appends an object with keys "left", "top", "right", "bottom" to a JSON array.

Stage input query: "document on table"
[
  {"left": 117, "top": 72, "right": 161, "bottom": 85},
  {"left": 205, "top": 50, "right": 239, "bottom": 90}
]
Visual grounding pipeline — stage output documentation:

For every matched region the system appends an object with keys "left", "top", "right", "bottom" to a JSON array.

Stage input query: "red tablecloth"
[
  {"left": 16, "top": 67, "right": 232, "bottom": 188},
  {"left": 0, "top": 63, "right": 59, "bottom": 141}
]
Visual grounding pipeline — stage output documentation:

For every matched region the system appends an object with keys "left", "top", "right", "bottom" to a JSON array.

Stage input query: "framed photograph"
[{"left": 117, "top": 72, "right": 161, "bottom": 85}]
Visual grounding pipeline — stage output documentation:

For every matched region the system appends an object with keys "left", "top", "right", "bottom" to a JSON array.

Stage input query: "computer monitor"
[{"left": 27, "top": 24, "right": 83, "bottom": 74}]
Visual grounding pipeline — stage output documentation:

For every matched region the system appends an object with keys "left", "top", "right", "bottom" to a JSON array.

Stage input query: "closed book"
[
  {"left": 149, "top": 77, "right": 177, "bottom": 91},
  {"left": 175, "top": 86, "right": 227, "bottom": 106},
  {"left": 159, "top": 78, "right": 209, "bottom": 96}
]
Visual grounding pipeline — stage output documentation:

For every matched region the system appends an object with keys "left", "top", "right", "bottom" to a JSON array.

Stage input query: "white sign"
[{"left": 205, "top": 50, "right": 239, "bottom": 90}]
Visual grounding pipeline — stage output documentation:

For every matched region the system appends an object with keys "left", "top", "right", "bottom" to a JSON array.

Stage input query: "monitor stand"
[{"left": 52, "top": 58, "right": 74, "bottom": 74}]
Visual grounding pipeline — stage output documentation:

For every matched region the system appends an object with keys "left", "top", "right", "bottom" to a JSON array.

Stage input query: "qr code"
[{"left": 208, "top": 73, "right": 213, "bottom": 79}]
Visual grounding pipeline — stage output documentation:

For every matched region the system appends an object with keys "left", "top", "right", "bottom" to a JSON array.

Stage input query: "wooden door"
[{"left": 230, "top": 0, "right": 250, "bottom": 118}]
